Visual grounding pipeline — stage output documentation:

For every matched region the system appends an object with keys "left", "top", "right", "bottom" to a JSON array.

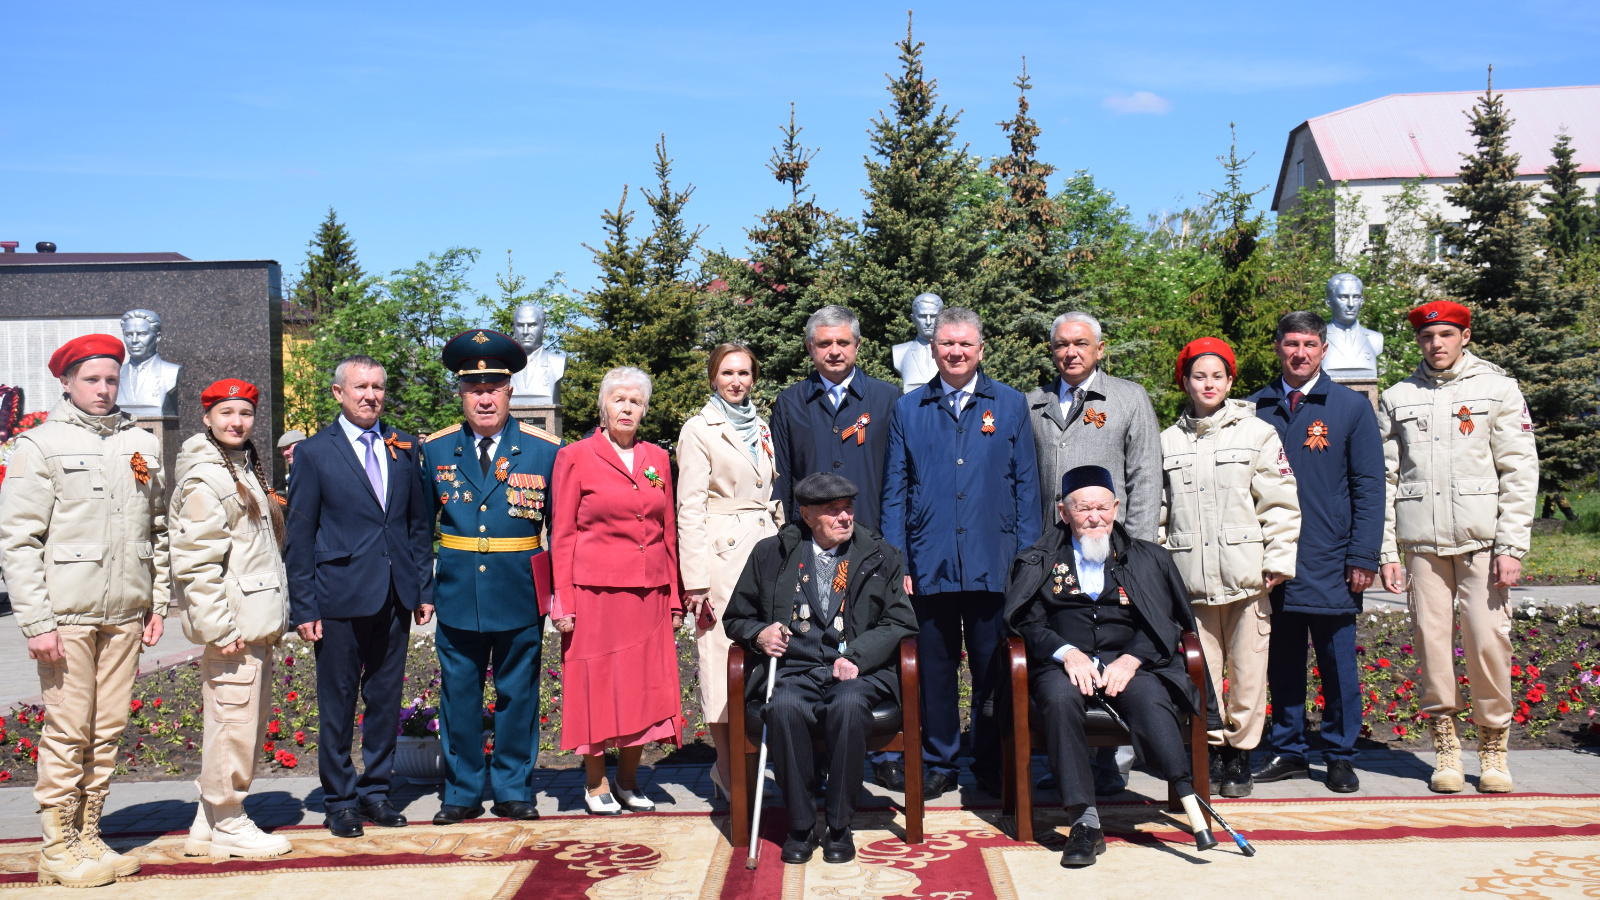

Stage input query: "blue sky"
[{"left": 4, "top": 2, "right": 1597, "bottom": 312}]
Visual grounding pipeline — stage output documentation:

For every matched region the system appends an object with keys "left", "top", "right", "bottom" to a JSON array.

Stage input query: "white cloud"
[{"left": 1102, "top": 91, "right": 1173, "bottom": 115}]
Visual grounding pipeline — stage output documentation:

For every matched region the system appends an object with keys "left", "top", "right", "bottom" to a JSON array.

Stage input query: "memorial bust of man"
[
  {"left": 118, "top": 308, "right": 182, "bottom": 415},
  {"left": 509, "top": 302, "right": 566, "bottom": 405},
  {"left": 891, "top": 292, "right": 944, "bottom": 393},
  {"left": 1322, "top": 273, "right": 1383, "bottom": 380}
]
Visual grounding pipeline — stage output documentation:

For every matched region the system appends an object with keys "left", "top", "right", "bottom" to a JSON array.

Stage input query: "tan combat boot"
[
  {"left": 77, "top": 792, "right": 139, "bottom": 877},
  {"left": 208, "top": 805, "right": 291, "bottom": 859},
  {"left": 1477, "top": 725, "right": 1514, "bottom": 793},
  {"left": 1428, "top": 716, "right": 1465, "bottom": 793},
  {"left": 183, "top": 781, "right": 212, "bottom": 857},
  {"left": 37, "top": 799, "right": 116, "bottom": 888}
]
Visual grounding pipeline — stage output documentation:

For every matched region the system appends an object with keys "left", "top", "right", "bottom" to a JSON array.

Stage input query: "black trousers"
[
  {"left": 1032, "top": 665, "right": 1193, "bottom": 810},
  {"left": 764, "top": 669, "right": 891, "bottom": 833},
  {"left": 913, "top": 590, "right": 1005, "bottom": 779},
  {"left": 314, "top": 589, "right": 410, "bottom": 811}
]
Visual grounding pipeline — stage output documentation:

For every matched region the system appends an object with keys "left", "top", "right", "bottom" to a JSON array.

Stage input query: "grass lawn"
[{"left": 1524, "top": 486, "right": 1600, "bottom": 584}]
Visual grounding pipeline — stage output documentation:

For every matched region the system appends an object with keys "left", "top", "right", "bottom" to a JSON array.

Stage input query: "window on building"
[
  {"left": 1297, "top": 160, "right": 1304, "bottom": 190},
  {"left": 1368, "top": 224, "right": 1387, "bottom": 246}
]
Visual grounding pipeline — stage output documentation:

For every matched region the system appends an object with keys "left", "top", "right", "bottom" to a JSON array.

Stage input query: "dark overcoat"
[{"left": 769, "top": 368, "right": 902, "bottom": 532}]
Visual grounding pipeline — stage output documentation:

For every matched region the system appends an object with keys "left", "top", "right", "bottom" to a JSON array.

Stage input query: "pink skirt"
[{"left": 559, "top": 585, "right": 683, "bottom": 754}]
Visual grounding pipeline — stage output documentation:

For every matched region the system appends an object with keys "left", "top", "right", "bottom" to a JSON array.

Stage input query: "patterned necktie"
[
  {"left": 359, "top": 432, "right": 385, "bottom": 510},
  {"left": 1288, "top": 389, "right": 1303, "bottom": 413},
  {"left": 479, "top": 436, "right": 493, "bottom": 478}
]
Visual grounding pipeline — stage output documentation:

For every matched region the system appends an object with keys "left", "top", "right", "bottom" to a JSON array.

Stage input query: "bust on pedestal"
[
  {"left": 118, "top": 309, "right": 181, "bottom": 417},
  {"left": 508, "top": 302, "right": 565, "bottom": 435},
  {"left": 892, "top": 292, "right": 944, "bottom": 394},
  {"left": 1322, "top": 273, "right": 1383, "bottom": 409}
]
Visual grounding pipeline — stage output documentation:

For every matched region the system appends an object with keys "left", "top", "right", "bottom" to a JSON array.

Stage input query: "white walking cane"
[{"left": 746, "top": 646, "right": 781, "bottom": 869}]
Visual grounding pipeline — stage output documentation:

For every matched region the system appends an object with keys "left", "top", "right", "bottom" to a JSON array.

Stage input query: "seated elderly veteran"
[
  {"left": 1003, "top": 465, "right": 1215, "bottom": 867},
  {"left": 723, "top": 472, "right": 918, "bottom": 866}
]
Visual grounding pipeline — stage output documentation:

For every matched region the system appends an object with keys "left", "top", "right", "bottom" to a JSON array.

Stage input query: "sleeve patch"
[
  {"left": 1521, "top": 403, "right": 1534, "bottom": 433},
  {"left": 1277, "top": 446, "right": 1294, "bottom": 476}
]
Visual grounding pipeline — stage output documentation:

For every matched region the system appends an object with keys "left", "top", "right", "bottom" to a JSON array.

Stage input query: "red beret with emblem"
[
  {"left": 1408, "top": 300, "right": 1470, "bottom": 331},
  {"left": 47, "top": 334, "right": 126, "bottom": 378},
  {"left": 1175, "top": 337, "right": 1236, "bottom": 386},
  {"left": 201, "top": 379, "right": 259, "bottom": 411}
]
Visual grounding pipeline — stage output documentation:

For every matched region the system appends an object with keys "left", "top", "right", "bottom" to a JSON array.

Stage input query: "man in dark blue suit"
[
  {"left": 1247, "top": 311, "right": 1383, "bottom": 793},
  {"left": 286, "top": 355, "right": 435, "bottom": 838},
  {"left": 882, "top": 308, "right": 1041, "bottom": 799},
  {"left": 769, "top": 304, "right": 906, "bottom": 788},
  {"left": 422, "top": 331, "right": 561, "bottom": 825}
]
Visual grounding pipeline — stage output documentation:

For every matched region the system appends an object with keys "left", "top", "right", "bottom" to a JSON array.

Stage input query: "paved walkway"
[{"left": 0, "top": 748, "right": 1593, "bottom": 840}]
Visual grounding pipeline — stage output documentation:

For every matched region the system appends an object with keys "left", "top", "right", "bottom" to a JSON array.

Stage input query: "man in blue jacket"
[
  {"left": 882, "top": 307, "right": 1041, "bottom": 798},
  {"left": 1247, "top": 311, "right": 1383, "bottom": 792},
  {"left": 286, "top": 355, "right": 435, "bottom": 837}
]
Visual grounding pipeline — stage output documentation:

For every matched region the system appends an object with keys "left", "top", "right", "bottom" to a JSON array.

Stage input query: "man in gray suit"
[{"left": 1025, "top": 310, "right": 1163, "bottom": 794}]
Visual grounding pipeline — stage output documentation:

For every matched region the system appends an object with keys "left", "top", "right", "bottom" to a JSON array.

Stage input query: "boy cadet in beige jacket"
[
  {"left": 1159, "top": 338, "right": 1300, "bottom": 798},
  {"left": 1379, "top": 301, "right": 1537, "bottom": 794},
  {"left": 0, "top": 335, "right": 169, "bottom": 888},
  {"left": 172, "top": 379, "right": 293, "bottom": 859}
]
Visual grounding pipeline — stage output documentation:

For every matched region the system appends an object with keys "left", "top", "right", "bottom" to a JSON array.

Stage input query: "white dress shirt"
[
  {"left": 337, "top": 414, "right": 388, "bottom": 492},
  {"left": 938, "top": 376, "right": 977, "bottom": 412},
  {"left": 821, "top": 369, "right": 856, "bottom": 409},
  {"left": 1058, "top": 369, "right": 1099, "bottom": 417},
  {"left": 1052, "top": 534, "right": 1108, "bottom": 663},
  {"left": 1282, "top": 371, "right": 1320, "bottom": 400}
]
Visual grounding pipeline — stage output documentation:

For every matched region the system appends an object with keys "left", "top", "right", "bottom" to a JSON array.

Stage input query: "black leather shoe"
[
  {"left": 490, "top": 800, "right": 541, "bottom": 820},
  {"left": 1252, "top": 754, "right": 1310, "bottom": 783},
  {"left": 780, "top": 826, "right": 820, "bottom": 865},
  {"left": 1325, "top": 759, "right": 1360, "bottom": 793},
  {"left": 1218, "top": 747, "right": 1254, "bottom": 798},
  {"left": 359, "top": 799, "right": 408, "bottom": 828},
  {"left": 1208, "top": 749, "right": 1224, "bottom": 795},
  {"left": 1093, "top": 769, "right": 1128, "bottom": 796},
  {"left": 872, "top": 760, "right": 906, "bottom": 792},
  {"left": 432, "top": 804, "right": 482, "bottom": 825},
  {"left": 1058, "top": 823, "right": 1106, "bottom": 867},
  {"left": 326, "top": 808, "right": 364, "bottom": 838},
  {"left": 922, "top": 770, "right": 958, "bottom": 800},
  {"left": 1034, "top": 773, "right": 1058, "bottom": 792},
  {"left": 971, "top": 769, "right": 1004, "bottom": 798},
  {"left": 822, "top": 827, "right": 855, "bottom": 864}
]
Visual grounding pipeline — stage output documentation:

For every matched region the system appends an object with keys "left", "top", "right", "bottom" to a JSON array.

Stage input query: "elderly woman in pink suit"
[{"left": 551, "top": 366, "right": 684, "bottom": 815}]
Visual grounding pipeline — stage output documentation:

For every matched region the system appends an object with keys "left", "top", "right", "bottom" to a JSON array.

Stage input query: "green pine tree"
[
  {"left": 289, "top": 207, "right": 365, "bottom": 317},
  {"left": 834, "top": 12, "right": 992, "bottom": 379},
  {"left": 1542, "top": 130, "right": 1596, "bottom": 259},
  {"left": 705, "top": 104, "right": 844, "bottom": 405}
]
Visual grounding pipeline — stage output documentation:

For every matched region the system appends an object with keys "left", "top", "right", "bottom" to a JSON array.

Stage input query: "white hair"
[
  {"left": 1051, "top": 310, "right": 1102, "bottom": 344},
  {"left": 933, "top": 307, "right": 984, "bottom": 342},
  {"left": 332, "top": 355, "right": 385, "bottom": 388},
  {"left": 598, "top": 366, "right": 652, "bottom": 420},
  {"left": 805, "top": 305, "right": 861, "bottom": 344},
  {"left": 1078, "top": 533, "right": 1111, "bottom": 563}
]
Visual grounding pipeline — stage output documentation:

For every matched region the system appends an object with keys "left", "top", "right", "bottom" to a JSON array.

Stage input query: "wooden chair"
[
  {"left": 727, "top": 638, "right": 924, "bottom": 856},
  {"left": 1000, "top": 633, "right": 1210, "bottom": 842}
]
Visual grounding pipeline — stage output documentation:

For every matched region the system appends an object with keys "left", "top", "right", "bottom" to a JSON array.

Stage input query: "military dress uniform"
[{"left": 422, "top": 330, "right": 562, "bottom": 817}]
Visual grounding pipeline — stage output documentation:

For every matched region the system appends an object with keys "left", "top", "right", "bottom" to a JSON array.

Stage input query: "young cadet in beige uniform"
[
  {"left": 173, "top": 380, "right": 292, "bottom": 858},
  {"left": 1379, "top": 301, "right": 1537, "bottom": 794},
  {"left": 0, "top": 335, "right": 169, "bottom": 888},
  {"left": 1159, "top": 338, "right": 1300, "bottom": 798}
]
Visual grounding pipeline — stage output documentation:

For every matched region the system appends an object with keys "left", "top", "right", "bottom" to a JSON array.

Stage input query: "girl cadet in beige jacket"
[
  {"left": 1159, "top": 338, "right": 1300, "bottom": 798},
  {"left": 676, "top": 344, "right": 783, "bottom": 796},
  {"left": 171, "top": 379, "right": 292, "bottom": 860}
]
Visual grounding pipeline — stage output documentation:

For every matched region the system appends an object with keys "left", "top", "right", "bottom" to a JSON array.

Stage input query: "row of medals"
[{"left": 793, "top": 572, "right": 843, "bottom": 634}]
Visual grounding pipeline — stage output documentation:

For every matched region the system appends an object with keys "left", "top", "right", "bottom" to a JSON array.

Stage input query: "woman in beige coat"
[
  {"left": 170, "top": 380, "right": 292, "bottom": 860},
  {"left": 676, "top": 344, "right": 783, "bottom": 796},
  {"left": 1159, "top": 339, "right": 1299, "bottom": 799}
]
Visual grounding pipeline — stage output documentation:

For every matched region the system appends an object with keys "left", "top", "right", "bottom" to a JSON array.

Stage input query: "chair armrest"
[
  {"left": 729, "top": 643, "right": 748, "bottom": 738},
  {"left": 1007, "top": 635, "right": 1029, "bottom": 728},
  {"left": 1180, "top": 630, "right": 1205, "bottom": 693},
  {"left": 898, "top": 637, "right": 919, "bottom": 703}
]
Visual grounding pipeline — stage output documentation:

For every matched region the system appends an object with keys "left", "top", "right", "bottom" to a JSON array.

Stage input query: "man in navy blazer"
[
  {"left": 882, "top": 308, "right": 1041, "bottom": 798},
  {"left": 1247, "top": 311, "right": 1383, "bottom": 793},
  {"left": 286, "top": 355, "right": 434, "bottom": 837}
]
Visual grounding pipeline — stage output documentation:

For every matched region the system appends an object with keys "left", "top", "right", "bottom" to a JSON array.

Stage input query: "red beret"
[
  {"left": 1175, "top": 337, "right": 1236, "bottom": 386},
  {"left": 48, "top": 334, "right": 125, "bottom": 378},
  {"left": 1408, "top": 301, "right": 1470, "bottom": 331},
  {"left": 201, "top": 379, "right": 259, "bottom": 411}
]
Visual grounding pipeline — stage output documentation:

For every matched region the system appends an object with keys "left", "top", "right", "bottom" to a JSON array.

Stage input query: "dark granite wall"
[{"left": 0, "top": 260, "right": 285, "bottom": 485}]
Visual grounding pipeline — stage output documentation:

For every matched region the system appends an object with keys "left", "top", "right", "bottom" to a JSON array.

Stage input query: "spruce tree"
[
  {"left": 289, "top": 207, "right": 364, "bottom": 317},
  {"left": 705, "top": 105, "right": 843, "bottom": 404},
  {"left": 835, "top": 12, "right": 991, "bottom": 378},
  {"left": 1437, "top": 69, "right": 1600, "bottom": 518},
  {"left": 563, "top": 188, "right": 649, "bottom": 442},
  {"left": 1541, "top": 130, "right": 1596, "bottom": 259}
]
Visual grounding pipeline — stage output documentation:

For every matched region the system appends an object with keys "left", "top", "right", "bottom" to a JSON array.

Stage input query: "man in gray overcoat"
[{"left": 1025, "top": 310, "right": 1163, "bottom": 794}]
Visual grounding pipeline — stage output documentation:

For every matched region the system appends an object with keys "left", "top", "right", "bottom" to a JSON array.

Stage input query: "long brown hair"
[{"left": 206, "top": 432, "right": 288, "bottom": 549}]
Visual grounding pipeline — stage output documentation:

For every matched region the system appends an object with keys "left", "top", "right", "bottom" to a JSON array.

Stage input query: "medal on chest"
[
  {"left": 1052, "top": 562, "right": 1074, "bottom": 595},
  {"left": 506, "top": 473, "right": 547, "bottom": 520}
]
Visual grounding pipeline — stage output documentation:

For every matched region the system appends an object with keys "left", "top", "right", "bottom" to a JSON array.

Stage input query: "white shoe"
[
  {"left": 708, "top": 766, "right": 729, "bottom": 801},
  {"left": 584, "top": 791, "right": 623, "bottom": 816},
  {"left": 183, "top": 804, "right": 212, "bottom": 857},
  {"left": 616, "top": 787, "right": 655, "bottom": 811},
  {"left": 209, "top": 807, "right": 292, "bottom": 859}
]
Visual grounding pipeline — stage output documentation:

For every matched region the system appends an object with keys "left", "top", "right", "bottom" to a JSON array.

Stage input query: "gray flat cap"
[
  {"left": 793, "top": 472, "right": 858, "bottom": 506},
  {"left": 276, "top": 429, "right": 307, "bottom": 448}
]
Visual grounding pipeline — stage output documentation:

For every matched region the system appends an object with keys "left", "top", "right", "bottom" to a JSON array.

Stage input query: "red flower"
[
  {"left": 1528, "top": 665, "right": 1541, "bottom": 679},
  {"left": 1511, "top": 665, "right": 1523, "bottom": 678},
  {"left": 1376, "top": 659, "right": 1392, "bottom": 669},
  {"left": 0, "top": 771, "right": 11, "bottom": 783},
  {"left": 129, "top": 699, "right": 143, "bottom": 713},
  {"left": 1515, "top": 711, "right": 1529, "bottom": 724},
  {"left": 267, "top": 720, "right": 282, "bottom": 736},
  {"left": 286, "top": 691, "right": 298, "bottom": 703},
  {"left": 17, "top": 737, "right": 33, "bottom": 751},
  {"left": 29, "top": 748, "right": 37, "bottom": 761},
  {"left": 262, "top": 741, "right": 275, "bottom": 753},
  {"left": 294, "top": 730, "right": 306, "bottom": 746},
  {"left": 152, "top": 698, "right": 162, "bottom": 709},
  {"left": 16, "top": 710, "right": 28, "bottom": 725},
  {"left": 1559, "top": 701, "right": 1571, "bottom": 714},
  {"left": 274, "top": 749, "right": 298, "bottom": 768},
  {"left": 1393, "top": 725, "right": 1407, "bottom": 737}
]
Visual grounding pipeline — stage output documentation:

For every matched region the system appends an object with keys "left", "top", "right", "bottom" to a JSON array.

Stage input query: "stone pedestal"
[
  {"left": 511, "top": 404, "right": 562, "bottom": 437},
  {"left": 1333, "top": 378, "right": 1380, "bottom": 413}
]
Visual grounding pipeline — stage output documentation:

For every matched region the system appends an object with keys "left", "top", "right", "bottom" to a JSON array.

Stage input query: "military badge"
[
  {"left": 1118, "top": 587, "right": 1131, "bottom": 606},
  {"left": 1457, "top": 405, "right": 1475, "bottom": 436},
  {"left": 841, "top": 413, "right": 870, "bottom": 446},
  {"left": 495, "top": 457, "right": 510, "bottom": 481},
  {"left": 981, "top": 410, "right": 996, "bottom": 435},
  {"left": 644, "top": 466, "right": 665, "bottom": 488},
  {"left": 1083, "top": 408, "right": 1107, "bottom": 429},
  {"left": 1304, "top": 420, "right": 1330, "bottom": 452},
  {"left": 797, "top": 603, "right": 812, "bottom": 633},
  {"left": 440, "top": 492, "right": 450, "bottom": 505},
  {"left": 463, "top": 491, "right": 472, "bottom": 502},
  {"left": 129, "top": 452, "right": 150, "bottom": 486},
  {"left": 436, "top": 464, "right": 459, "bottom": 484}
]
